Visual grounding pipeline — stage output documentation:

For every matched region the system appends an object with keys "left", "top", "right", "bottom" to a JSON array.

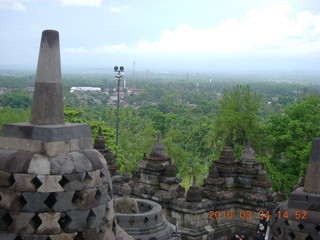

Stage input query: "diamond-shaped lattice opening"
[
  {"left": 46, "top": 237, "right": 52, "bottom": 240},
  {"left": 275, "top": 227, "right": 282, "bottom": 237},
  {"left": 86, "top": 209, "right": 96, "bottom": 226},
  {"left": 58, "top": 175, "right": 70, "bottom": 188},
  {"left": 31, "top": 176, "right": 42, "bottom": 189},
  {"left": 72, "top": 191, "right": 83, "bottom": 205},
  {"left": 105, "top": 205, "right": 110, "bottom": 216},
  {"left": 0, "top": 193, "right": 2, "bottom": 202},
  {"left": 107, "top": 184, "right": 112, "bottom": 195},
  {"left": 14, "top": 236, "right": 22, "bottom": 240},
  {"left": 315, "top": 224, "right": 320, "bottom": 234},
  {"left": 288, "top": 232, "right": 295, "bottom": 239},
  {"left": 100, "top": 170, "right": 105, "bottom": 178},
  {"left": 94, "top": 188, "right": 102, "bottom": 202},
  {"left": 128, "top": 217, "right": 135, "bottom": 226},
  {"left": 44, "top": 193, "right": 57, "bottom": 209},
  {"left": 84, "top": 172, "right": 93, "bottom": 184},
  {"left": 144, "top": 217, "right": 149, "bottom": 224},
  {"left": 305, "top": 235, "right": 313, "bottom": 240},
  {"left": 8, "top": 174, "right": 16, "bottom": 185},
  {"left": 112, "top": 219, "right": 117, "bottom": 234},
  {"left": 297, "top": 223, "right": 304, "bottom": 231},
  {"left": 154, "top": 214, "right": 158, "bottom": 222},
  {"left": 18, "top": 194, "right": 27, "bottom": 208},
  {"left": 58, "top": 214, "right": 72, "bottom": 229},
  {"left": 30, "top": 214, "right": 42, "bottom": 230},
  {"left": 283, "top": 219, "right": 289, "bottom": 226},
  {"left": 1, "top": 212, "right": 13, "bottom": 229}
]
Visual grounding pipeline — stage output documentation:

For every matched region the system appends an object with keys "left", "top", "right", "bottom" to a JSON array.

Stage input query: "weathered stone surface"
[
  {"left": 0, "top": 189, "right": 22, "bottom": 211},
  {"left": 37, "top": 175, "right": 64, "bottom": 192},
  {"left": 50, "top": 154, "right": 75, "bottom": 174},
  {"left": 4, "top": 151, "right": 33, "bottom": 173},
  {"left": 62, "top": 209, "right": 90, "bottom": 232},
  {"left": 80, "top": 149, "right": 106, "bottom": 170},
  {"left": 72, "top": 188, "right": 98, "bottom": 209},
  {"left": 59, "top": 172, "right": 85, "bottom": 191},
  {"left": 0, "top": 232, "right": 17, "bottom": 240},
  {"left": 0, "top": 170, "right": 13, "bottom": 188},
  {"left": 12, "top": 173, "right": 38, "bottom": 192},
  {"left": 8, "top": 212, "right": 35, "bottom": 234},
  {"left": 49, "top": 232, "right": 77, "bottom": 240},
  {"left": 28, "top": 154, "right": 50, "bottom": 174},
  {"left": 1, "top": 123, "right": 92, "bottom": 142},
  {"left": 52, "top": 191, "right": 75, "bottom": 212},
  {"left": 304, "top": 138, "right": 320, "bottom": 194},
  {"left": 22, "top": 192, "right": 50, "bottom": 212},
  {"left": 37, "top": 212, "right": 62, "bottom": 235},
  {"left": 86, "top": 204, "right": 107, "bottom": 228},
  {"left": 0, "top": 150, "right": 17, "bottom": 170},
  {"left": 29, "top": 30, "right": 63, "bottom": 125},
  {"left": 68, "top": 152, "right": 93, "bottom": 173},
  {"left": 85, "top": 170, "right": 102, "bottom": 188}
]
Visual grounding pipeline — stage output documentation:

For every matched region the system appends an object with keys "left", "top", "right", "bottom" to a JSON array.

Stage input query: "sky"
[{"left": 0, "top": 0, "right": 320, "bottom": 73}]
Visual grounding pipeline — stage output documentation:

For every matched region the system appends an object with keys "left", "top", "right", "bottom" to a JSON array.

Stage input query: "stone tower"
[
  {"left": 0, "top": 30, "right": 128, "bottom": 240},
  {"left": 269, "top": 138, "right": 320, "bottom": 240}
]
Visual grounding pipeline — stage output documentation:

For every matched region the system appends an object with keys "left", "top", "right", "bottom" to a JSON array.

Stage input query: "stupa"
[{"left": 0, "top": 30, "right": 130, "bottom": 240}]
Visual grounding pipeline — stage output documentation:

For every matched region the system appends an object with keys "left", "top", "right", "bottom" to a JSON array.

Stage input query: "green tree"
[
  {"left": 215, "top": 85, "right": 261, "bottom": 152},
  {"left": 261, "top": 94, "right": 320, "bottom": 193}
]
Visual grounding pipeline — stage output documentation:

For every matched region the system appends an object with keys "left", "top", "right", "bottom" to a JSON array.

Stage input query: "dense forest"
[{"left": 1, "top": 71, "right": 320, "bottom": 194}]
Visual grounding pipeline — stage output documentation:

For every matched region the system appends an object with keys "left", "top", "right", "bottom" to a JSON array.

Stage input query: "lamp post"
[{"left": 114, "top": 66, "right": 124, "bottom": 147}]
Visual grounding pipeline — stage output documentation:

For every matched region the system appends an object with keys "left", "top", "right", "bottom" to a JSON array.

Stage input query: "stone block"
[
  {"left": 22, "top": 192, "right": 50, "bottom": 212},
  {"left": 86, "top": 204, "right": 107, "bottom": 228},
  {"left": 0, "top": 149, "right": 17, "bottom": 170},
  {"left": 80, "top": 149, "right": 106, "bottom": 170},
  {"left": 68, "top": 152, "right": 93, "bottom": 173},
  {"left": 43, "top": 141, "right": 69, "bottom": 157},
  {"left": 85, "top": 170, "right": 102, "bottom": 188},
  {"left": 37, "top": 212, "right": 62, "bottom": 235},
  {"left": 8, "top": 212, "right": 35, "bottom": 234},
  {"left": 0, "top": 233, "right": 17, "bottom": 240},
  {"left": 0, "top": 170, "right": 13, "bottom": 188},
  {"left": 4, "top": 151, "right": 33, "bottom": 173},
  {"left": 49, "top": 232, "right": 77, "bottom": 240},
  {"left": 12, "top": 173, "right": 38, "bottom": 192},
  {"left": 59, "top": 172, "right": 85, "bottom": 191},
  {"left": 70, "top": 137, "right": 93, "bottom": 152},
  {"left": 0, "top": 189, "right": 23, "bottom": 211},
  {"left": 20, "top": 235, "right": 49, "bottom": 240},
  {"left": 288, "top": 199, "right": 311, "bottom": 210},
  {"left": 28, "top": 154, "right": 50, "bottom": 174},
  {"left": 62, "top": 209, "right": 90, "bottom": 232},
  {"left": 52, "top": 191, "right": 75, "bottom": 212},
  {"left": 1, "top": 123, "right": 92, "bottom": 142},
  {"left": 72, "top": 188, "right": 98, "bottom": 209},
  {"left": 50, "top": 154, "right": 75, "bottom": 174},
  {"left": 37, "top": 175, "right": 64, "bottom": 192},
  {"left": 96, "top": 184, "right": 112, "bottom": 204}
]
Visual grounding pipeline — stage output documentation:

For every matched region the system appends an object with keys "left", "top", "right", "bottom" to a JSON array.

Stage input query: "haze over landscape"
[{"left": 1, "top": 0, "right": 320, "bottom": 73}]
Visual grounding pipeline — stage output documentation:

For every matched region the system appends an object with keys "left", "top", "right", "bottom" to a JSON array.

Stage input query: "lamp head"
[{"left": 114, "top": 66, "right": 118, "bottom": 72}]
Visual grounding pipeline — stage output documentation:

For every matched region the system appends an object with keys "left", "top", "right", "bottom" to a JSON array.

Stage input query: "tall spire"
[{"left": 30, "top": 30, "right": 64, "bottom": 125}]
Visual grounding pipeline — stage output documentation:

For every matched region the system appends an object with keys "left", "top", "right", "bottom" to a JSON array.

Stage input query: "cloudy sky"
[{"left": 0, "top": 0, "right": 320, "bottom": 72}]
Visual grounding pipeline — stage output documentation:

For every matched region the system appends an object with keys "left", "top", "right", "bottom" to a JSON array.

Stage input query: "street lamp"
[{"left": 114, "top": 66, "right": 124, "bottom": 147}]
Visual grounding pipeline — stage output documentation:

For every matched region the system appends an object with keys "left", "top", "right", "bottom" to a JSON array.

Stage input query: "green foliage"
[
  {"left": 0, "top": 90, "right": 32, "bottom": 109},
  {"left": 215, "top": 85, "right": 261, "bottom": 152},
  {"left": 0, "top": 106, "right": 30, "bottom": 131},
  {"left": 261, "top": 94, "right": 320, "bottom": 193}
]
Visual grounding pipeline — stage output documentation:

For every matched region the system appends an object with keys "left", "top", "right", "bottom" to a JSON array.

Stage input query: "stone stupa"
[{"left": 0, "top": 30, "right": 131, "bottom": 240}]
